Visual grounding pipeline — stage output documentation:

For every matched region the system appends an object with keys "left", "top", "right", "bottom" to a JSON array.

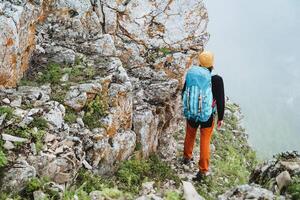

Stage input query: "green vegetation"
[
  {"left": 0, "top": 106, "right": 14, "bottom": 121},
  {"left": 4, "top": 126, "right": 46, "bottom": 153},
  {"left": 117, "top": 155, "right": 180, "bottom": 193},
  {"left": 64, "top": 107, "right": 78, "bottom": 124},
  {"left": 194, "top": 111, "right": 258, "bottom": 200},
  {"left": 164, "top": 191, "right": 182, "bottom": 200},
  {"left": 51, "top": 84, "right": 70, "bottom": 103},
  {"left": 37, "top": 63, "right": 63, "bottom": 84},
  {"left": 30, "top": 117, "right": 48, "bottom": 129},
  {"left": 159, "top": 47, "right": 172, "bottom": 56},
  {"left": 83, "top": 95, "right": 109, "bottom": 129},
  {"left": 18, "top": 170, "right": 131, "bottom": 200},
  {"left": 74, "top": 169, "right": 113, "bottom": 193},
  {"left": 0, "top": 147, "right": 8, "bottom": 167},
  {"left": 287, "top": 176, "right": 300, "bottom": 200}
]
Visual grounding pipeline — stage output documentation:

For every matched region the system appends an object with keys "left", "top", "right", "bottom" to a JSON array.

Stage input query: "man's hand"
[{"left": 217, "top": 120, "right": 223, "bottom": 130}]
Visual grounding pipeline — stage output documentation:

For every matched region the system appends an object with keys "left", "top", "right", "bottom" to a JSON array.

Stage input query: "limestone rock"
[
  {"left": 43, "top": 101, "right": 65, "bottom": 129},
  {"left": 33, "top": 191, "right": 47, "bottom": 200},
  {"left": 141, "top": 181, "right": 155, "bottom": 195},
  {"left": 2, "top": 133, "right": 28, "bottom": 143},
  {"left": 1, "top": 159, "right": 36, "bottom": 193},
  {"left": 3, "top": 141, "right": 15, "bottom": 150},
  {"left": 118, "top": 0, "right": 209, "bottom": 50},
  {"left": 133, "top": 109, "right": 159, "bottom": 158},
  {"left": 218, "top": 184, "right": 283, "bottom": 200},
  {"left": 276, "top": 171, "right": 292, "bottom": 192},
  {"left": 90, "top": 191, "right": 104, "bottom": 200},
  {"left": 64, "top": 82, "right": 102, "bottom": 111},
  {"left": 182, "top": 181, "right": 205, "bottom": 200},
  {"left": 0, "top": 0, "right": 44, "bottom": 87}
]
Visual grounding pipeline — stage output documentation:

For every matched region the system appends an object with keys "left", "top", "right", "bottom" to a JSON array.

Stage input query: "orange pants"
[{"left": 183, "top": 120, "right": 214, "bottom": 173}]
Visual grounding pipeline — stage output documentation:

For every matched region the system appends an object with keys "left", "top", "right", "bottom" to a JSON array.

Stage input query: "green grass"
[
  {"left": 116, "top": 155, "right": 180, "bottom": 193},
  {"left": 194, "top": 109, "right": 258, "bottom": 200},
  {"left": 164, "top": 191, "right": 182, "bottom": 200}
]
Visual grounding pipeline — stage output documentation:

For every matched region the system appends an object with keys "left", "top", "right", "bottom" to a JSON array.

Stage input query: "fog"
[{"left": 204, "top": 0, "right": 300, "bottom": 157}]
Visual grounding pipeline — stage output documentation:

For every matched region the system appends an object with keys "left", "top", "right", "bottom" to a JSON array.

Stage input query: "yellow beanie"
[{"left": 198, "top": 51, "right": 214, "bottom": 68}]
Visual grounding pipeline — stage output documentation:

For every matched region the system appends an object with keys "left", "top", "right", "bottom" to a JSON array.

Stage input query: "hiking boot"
[
  {"left": 182, "top": 157, "right": 194, "bottom": 165},
  {"left": 192, "top": 171, "right": 210, "bottom": 182}
]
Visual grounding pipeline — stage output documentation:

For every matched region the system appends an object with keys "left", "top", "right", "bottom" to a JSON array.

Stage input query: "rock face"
[
  {"left": 0, "top": 0, "right": 45, "bottom": 87},
  {"left": 0, "top": 0, "right": 209, "bottom": 191}
]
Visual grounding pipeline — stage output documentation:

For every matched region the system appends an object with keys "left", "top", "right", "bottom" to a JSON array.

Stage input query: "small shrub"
[
  {"left": 37, "top": 63, "right": 63, "bottom": 84},
  {"left": 102, "top": 188, "right": 124, "bottom": 199},
  {"left": 30, "top": 117, "right": 48, "bottom": 129},
  {"left": 287, "top": 176, "right": 300, "bottom": 200},
  {"left": 74, "top": 169, "right": 113, "bottom": 194},
  {"left": 83, "top": 95, "right": 109, "bottom": 129},
  {"left": 64, "top": 108, "right": 77, "bottom": 124},
  {"left": 26, "top": 177, "right": 44, "bottom": 193},
  {"left": 148, "top": 155, "right": 180, "bottom": 184},
  {"left": 51, "top": 84, "right": 70, "bottom": 103},
  {"left": 31, "top": 129, "right": 46, "bottom": 153}
]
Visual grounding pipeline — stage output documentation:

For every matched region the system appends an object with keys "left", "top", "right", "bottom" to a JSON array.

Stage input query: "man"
[{"left": 182, "top": 51, "right": 225, "bottom": 181}]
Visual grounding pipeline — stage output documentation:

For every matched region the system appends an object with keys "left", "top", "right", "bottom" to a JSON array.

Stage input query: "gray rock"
[
  {"left": 64, "top": 82, "right": 102, "bottom": 111},
  {"left": 43, "top": 101, "right": 65, "bottom": 129},
  {"left": 33, "top": 190, "right": 47, "bottom": 200},
  {"left": 2, "top": 98, "right": 10, "bottom": 104},
  {"left": 3, "top": 141, "right": 15, "bottom": 150},
  {"left": 60, "top": 73, "right": 70, "bottom": 82},
  {"left": 2, "top": 133, "right": 28, "bottom": 143},
  {"left": 10, "top": 96, "right": 22, "bottom": 107},
  {"left": 141, "top": 181, "right": 155, "bottom": 195},
  {"left": 89, "top": 191, "right": 104, "bottom": 200},
  {"left": 82, "top": 159, "right": 93, "bottom": 170},
  {"left": 276, "top": 171, "right": 291, "bottom": 192},
  {"left": 182, "top": 181, "right": 205, "bottom": 200},
  {"left": 1, "top": 159, "right": 36, "bottom": 193},
  {"left": 76, "top": 117, "right": 85, "bottom": 128},
  {"left": 218, "top": 184, "right": 281, "bottom": 200}
]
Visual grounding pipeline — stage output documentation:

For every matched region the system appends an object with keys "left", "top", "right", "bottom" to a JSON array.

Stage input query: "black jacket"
[{"left": 182, "top": 74, "right": 225, "bottom": 128}]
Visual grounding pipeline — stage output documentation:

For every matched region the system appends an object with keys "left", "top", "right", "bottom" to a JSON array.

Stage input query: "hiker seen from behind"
[{"left": 182, "top": 51, "right": 225, "bottom": 181}]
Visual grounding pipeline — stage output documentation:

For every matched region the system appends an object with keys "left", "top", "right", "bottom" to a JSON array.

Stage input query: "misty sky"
[{"left": 204, "top": 0, "right": 300, "bottom": 157}]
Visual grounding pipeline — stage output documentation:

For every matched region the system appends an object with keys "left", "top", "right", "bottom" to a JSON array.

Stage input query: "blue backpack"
[{"left": 183, "top": 66, "right": 213, "bottom": 122}]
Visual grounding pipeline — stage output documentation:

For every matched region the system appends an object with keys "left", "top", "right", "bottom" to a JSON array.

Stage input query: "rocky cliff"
[
  {"left": 1, "top": 1, "right": 300, "bottom": 200},
  {"left": 0, "top": 0, "right": 208, "bottom": 193}
]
